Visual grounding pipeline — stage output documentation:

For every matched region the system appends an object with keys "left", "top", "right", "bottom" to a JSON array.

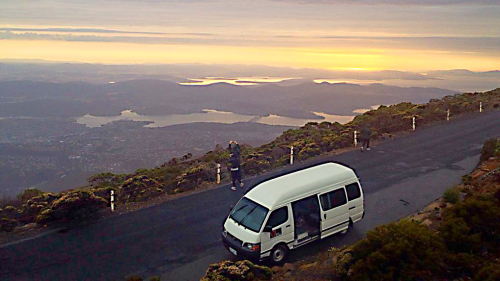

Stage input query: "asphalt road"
[{"left": 1, "top": 110, "right": 499, "bottom": 281}]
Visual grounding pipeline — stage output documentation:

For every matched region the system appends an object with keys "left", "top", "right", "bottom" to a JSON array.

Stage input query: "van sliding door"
[
  {"left": 319, "top": 188, "right": 349, "bottom": 238},
  {"left": 291, "top": 195, "right": 320, "bottom": 245}
]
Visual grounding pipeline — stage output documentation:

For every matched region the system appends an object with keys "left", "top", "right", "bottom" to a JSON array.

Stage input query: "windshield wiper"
[
  {"left": 230, "top": 204, "right": 248, "bottom": 223},
  {"left": 240, "top": 205, "right": 258, "bottom": 226}
]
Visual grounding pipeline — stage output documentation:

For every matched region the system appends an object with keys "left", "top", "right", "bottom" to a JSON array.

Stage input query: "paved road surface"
[{"left": 1, "top": 110, "right": 499, "bottom": 281}]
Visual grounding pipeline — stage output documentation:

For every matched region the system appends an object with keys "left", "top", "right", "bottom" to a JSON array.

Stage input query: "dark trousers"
[
  {"left": 231, "top": 168, "right": 242, "bottom": 186},
  {"left": 362, "top": 138, "right": 370, "bottom": 148}
]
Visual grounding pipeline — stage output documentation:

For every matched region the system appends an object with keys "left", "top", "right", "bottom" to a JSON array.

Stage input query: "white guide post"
[
  {"left": 110, "top": 190, "right": 115, "bottom": 212},
  {"left": 447, "top": 109, "right": 450, "bottom": 121},
  {"left": 216, "top": 163, "right": 221, "bottom": 184},
  {"left": 412, "top": 116, "right": 416, "bottom": 131},
  {"left": 290, "top": 146, "right": 294, "bottom": 165},
  {"left": 354, "top": 131, "right": 357, "bottom": 146},
  {"left": 480, "top": 102, "right": 483, "bottom": 113}
]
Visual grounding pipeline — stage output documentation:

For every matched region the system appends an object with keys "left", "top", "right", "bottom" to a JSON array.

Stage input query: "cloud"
[
  {"left": 0, "top": 28, "right": 212, "bottom": 37},
  {"left": 271, "top": 0, "right": 500, "bottom": 5},
  {"left": 2, "top": 30, "right": 499, "bottom": 57},
  {"left": 0, "top": 31, "right": 218, "bottom": 46}
]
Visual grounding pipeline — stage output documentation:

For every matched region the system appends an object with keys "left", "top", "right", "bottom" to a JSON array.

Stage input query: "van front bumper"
[{"left": 222, "top": 233, "right": 261, "bottom": 261}]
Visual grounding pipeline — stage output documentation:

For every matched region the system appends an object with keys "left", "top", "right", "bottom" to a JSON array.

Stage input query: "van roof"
[{"left": 245, "top": 162, "right": 357, "bottom": 209}]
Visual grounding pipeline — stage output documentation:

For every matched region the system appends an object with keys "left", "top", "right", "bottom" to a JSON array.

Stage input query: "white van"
[{"left": 222, "top": 162, "right": 365, "bottom": 263}]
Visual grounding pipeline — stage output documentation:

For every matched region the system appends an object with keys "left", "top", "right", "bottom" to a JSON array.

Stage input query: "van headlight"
[{"left": 243, "top": 242, "right": 260, "bottom": 251}]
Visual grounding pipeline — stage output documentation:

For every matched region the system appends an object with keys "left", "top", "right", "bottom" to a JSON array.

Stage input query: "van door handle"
[
  {"left": 349, "top": 206, "right": 356, "bottom": 210},
  {"left": 285, "top": 225, "right": 291, "bottom": 228}
]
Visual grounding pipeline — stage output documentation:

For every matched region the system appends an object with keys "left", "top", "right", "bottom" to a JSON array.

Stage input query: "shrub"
[
  {"left": 440, "top": 197, "right": 500, "bottom": 253},
  {"left": 443, "top": 188, "right": 460, "bottom": 204},
  {"left": 480, "top": 138, "right": 497, "bottom": 162},
  {"left": 0, "top": 217, "right": 17, "bottom": 232},
  {"left": 17, "top": 188, "right": 44, "bottom": 203},
  {"left": 149, "top": 276, "right": 161, "bottom": 281},
  {"left": 474, "top": 262, "right": 500, "bottom": 281},
  {"left": 4, "top": 205, "right": 16, "bottom": 213},
  {"left": 339, "top": 220, "right": 447, "bottom": 280},
  {"left": 201, "top": 260, "right": 272, "bottom": 281},
  {"left": 35, "top": 190, "right": 107, "bottom": 224},
  {"left": 439, "top": 216, "right": 481, "bottom": 253},
  {"left": 88, "top": 171, "right": 126, "bottom": 188},
  {"left": 118, "top": 175, "right": 164, "bottom": 203}
]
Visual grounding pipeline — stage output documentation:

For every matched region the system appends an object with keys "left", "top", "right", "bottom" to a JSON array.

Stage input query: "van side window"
[
  {"left": 265, "top": 207, "right": 288, "bottom": 228},
  {"left": 346, "top": 183, "right": 361, "bottom": 201},
  {"left": 320, "top": 189, "right": 347, "bottom": 211}
]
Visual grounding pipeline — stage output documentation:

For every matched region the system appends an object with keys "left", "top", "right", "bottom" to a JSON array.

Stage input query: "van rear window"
[
  {"left": 346, "top": 183, "right": 361, "bottom": 201},
  {"left": 320, "top": 189, "right": 347, "bottom": 211}
]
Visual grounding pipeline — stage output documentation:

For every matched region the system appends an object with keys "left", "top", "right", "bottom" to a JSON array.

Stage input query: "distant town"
[{"left": 0, "top": 117, "right": 293, "bottom": 197}]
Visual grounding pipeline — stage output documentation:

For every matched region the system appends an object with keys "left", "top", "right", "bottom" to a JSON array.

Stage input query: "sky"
[{"left": 1, "top": 0, "right": 500, "bottom": 72}]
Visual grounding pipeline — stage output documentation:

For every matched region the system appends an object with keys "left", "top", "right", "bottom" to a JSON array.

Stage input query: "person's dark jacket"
[
  {"left": 229, "top": 154, "right": 240, "bottom": 170},
  {"left": 360, "top": 126, "right": 371, "bottom": 140}
]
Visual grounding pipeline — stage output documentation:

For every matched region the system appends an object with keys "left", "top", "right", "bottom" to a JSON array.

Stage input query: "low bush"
[
  {"left": 0, "top": 217, "right": 17, "bottom": 232},
  {"left": 17, "top": 188, "right": 44, "bottom": 203},
  {"left": 201, "top": 260, "right": 272, "bottom": 281},
  {"left": 480, "top": 138, "right": 498, "bottom": 162},
  {"left": 117, "top": 175, "right": 164, "bottom": 203},
  {"left": 443, "top": 188, "right": 460, "bottom": 204},
  {"left": 35, "top": 190, "right": 107, "bottom": 224},
  {"left": 337, "top": 220, "right": 447, "bottom": 280},
  {"left": 440, "top": 197, "right": 500, "bottom": 254},
  {"left": 474, "top": 262, "right": 500, "bottom": 281}
]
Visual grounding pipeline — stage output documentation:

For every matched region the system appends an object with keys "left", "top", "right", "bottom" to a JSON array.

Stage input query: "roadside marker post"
[
  {"left": 354, "top": 131, "right": 357, "bottom": 146},
  {"left": 480, "top": 102, "right": 483, "bottom": 113},
  {"left": 412, "top": 116, "right": 416, "bottom": 131},
  {"left": 110, "top": 190, "right": 115, "bottom": 212},
  {"left": 290, "top": 146, "right": 294, "bottom": 165},
  {"left": 447, "top": 109, "right": 450, "bottom": 121},
  {"left": 216, "top": 163, "right": 221, "bottom": 184}
]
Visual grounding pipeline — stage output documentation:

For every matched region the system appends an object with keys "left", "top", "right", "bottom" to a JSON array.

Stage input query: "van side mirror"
[
  {"left": 229, "top": 205, "right": 234, "bottom": 212},
  {"left": 263, "top": 225, "right": 272, "bottom": 233}
]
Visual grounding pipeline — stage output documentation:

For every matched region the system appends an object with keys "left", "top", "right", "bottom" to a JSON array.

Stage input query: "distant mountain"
[{"left": 0, "top": 80, "right": 458, "bottom": 119}]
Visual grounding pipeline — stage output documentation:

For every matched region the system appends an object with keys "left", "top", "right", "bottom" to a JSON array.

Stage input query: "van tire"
[{"left": 270, "top": 244, "right": 288, "bottom": 264}]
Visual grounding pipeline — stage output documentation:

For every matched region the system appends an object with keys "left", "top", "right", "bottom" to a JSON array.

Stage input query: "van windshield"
[{"left": 230, "top": 197, "right": 268, "bottom": 233}]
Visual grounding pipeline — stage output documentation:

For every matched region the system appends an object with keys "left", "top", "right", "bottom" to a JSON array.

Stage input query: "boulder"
[{"left": 283, "top": 263, "right": 295, "bottom": 272}]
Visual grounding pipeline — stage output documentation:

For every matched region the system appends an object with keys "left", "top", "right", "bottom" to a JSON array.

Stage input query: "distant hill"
[{"left": 0, "top": 80, "right": 458, "bottom": 118}]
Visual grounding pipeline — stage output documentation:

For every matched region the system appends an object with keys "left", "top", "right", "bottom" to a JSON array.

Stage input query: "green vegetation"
[
  {"left": 1, "top": 88, "right": 499, "bottom": 233},
  {"left": 333, "top": 138, "right": 500, "bottom": 281},
  {"left": 17, "top": 188, "right": 44, "bottom": 203},
  {"left": 201, "top": 260, "right": 272, "bottom": 281},
  {"left": 480, "top": 137, "right": 500, "bottom": 162},
  {"left": 442, "top": 187, "right": 460, "bottom": 204},
  {"left": 336, "top": 220, "right": 447, "bottom": 280}
]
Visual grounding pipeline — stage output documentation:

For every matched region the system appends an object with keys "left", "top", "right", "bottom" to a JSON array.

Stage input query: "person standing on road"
[
  {"left": 360, "top": 125, "right": 371, "bottom": 152},
  {"left": 228, "top": 141, "right": 244, "bottom": 191}
]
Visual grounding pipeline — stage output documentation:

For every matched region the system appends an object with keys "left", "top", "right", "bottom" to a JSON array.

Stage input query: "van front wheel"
[{"left": 271, "top": 245, "right": 288, "bottom": 264}]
